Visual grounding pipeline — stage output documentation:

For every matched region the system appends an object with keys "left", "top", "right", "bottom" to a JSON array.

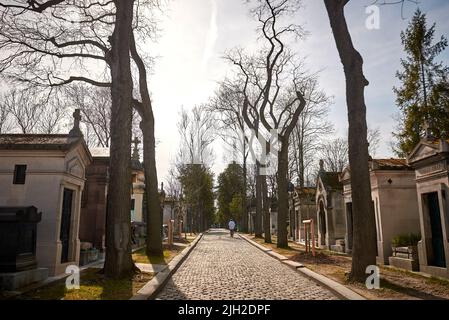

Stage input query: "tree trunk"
[
  {"left": 324, "top": 0, "right": 377, "bottom": 281},
  {"left": 298, "top": 138, "right": 305, "bottom": 188},
  {"left": 277, "top": 142, "right": 289, "bottom": 248},
  {"left": 129, "top": 30, "right": 163, "bottom": 257},
  {"left": 241, "top": 147, "right": 248, "bottom": 233},
  {"left": 290, "top": 198, "right": 296, "bottom": 241},
  {"left": 254, "top": 162, "right": 263, "bottom": 238},
  {"left": 262, "top": 172, "right": 271, "bottom": 243},
  {"left": 104, "top": 0, "right": 135, "bottom": 279},
  {"left": 140, "top": 118, "right": 163, "bottom": 256}
]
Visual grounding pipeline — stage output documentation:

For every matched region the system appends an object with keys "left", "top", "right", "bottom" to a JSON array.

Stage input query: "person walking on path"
[{"left": 228, "top": 219, "right": 236, "bottom": 238}]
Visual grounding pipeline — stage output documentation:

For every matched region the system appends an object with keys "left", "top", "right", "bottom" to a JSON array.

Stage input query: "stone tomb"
[
  {"left": 340, "top": 158, "right": 420, "bottom": 264},
  {"left": 79, "top": 138, "right": 146, "bottom": 263},
  {"left": 163, "top": 197, "right": 184, "bottom": 238},
  {"left": 315, "top": 161, "right": 346, "bottom": 252},
  {"left": 289, "top": 187, "right": 316, "bottom": 243},
  {"left": 79, "top": 147, "right": 109, "bottom": 256},
  {"left": 131, "top": 137, "right": 145, "bottom": 224},
  {"left": 0, "top": 113, "right": 92, "bottom": 276},
  {"left": 0, "top": 206, "right": 48, "bottom": 290},
  {"left": 408, "top": 137, "right": 449, "bottom": 278}
]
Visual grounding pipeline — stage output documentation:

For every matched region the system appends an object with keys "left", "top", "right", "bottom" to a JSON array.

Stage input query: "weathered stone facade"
[
  {"left": 289, "top": 187, "right": 316, "bottom": 243},
  {"left": 0, "top": 132, "right": 91, "bottom": 276},
  {"left": 340, "top": 159, "right": 420, "bottom": 264},
  {"left": 79, "top": 142, "right": 146, "bottom": 257},
  {"left": 408, "top": 137, "right": 449, "bottom": 278},
  {"left": 79, "top": 148, "right": 109, "bottom": 252},
  {"left": 315, "top": 165, "right": 346, "bottom": 251}
]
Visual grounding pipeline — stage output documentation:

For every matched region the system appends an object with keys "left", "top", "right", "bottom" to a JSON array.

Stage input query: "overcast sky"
[{"left": 146, "top": 0, "right": 449, "bottom": 185}]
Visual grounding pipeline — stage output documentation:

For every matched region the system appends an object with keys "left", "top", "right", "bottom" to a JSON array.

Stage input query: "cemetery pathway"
[{"left": 156, "top": 229, "right": 339, "bottom": 300}]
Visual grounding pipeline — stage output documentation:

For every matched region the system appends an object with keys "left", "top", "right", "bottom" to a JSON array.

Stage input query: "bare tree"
[
  {"left": 2, "top": 88, "right": 70, "bottom": 135},
  {"left": 227, "top": 0, "right": 307, "bottom": 247},
  {"left": 319, "top": 128, "right": 381, "bottom": 173},
  {"left": 320, "top": 138, "right": 349, "bottom": 173},
  {"left": 0, "top": 0, "right": 165, "bottom": 278},
  {"left": 37, "top": 93, "right": 68, "bottom": 134},
  {"left": 176, "top": 106, "right": 216, "bottom": 167},
  {"left": 0, "top": 93, "right": 13, "bottom": 134},
  {"left": 165, "top": 167, "right": 182, "bottom": 201},
  {"left": 207, "top": 80, "right": 251, "bottom": 232},
  {"left": 66, "top": 84, "right": 112, "bottom": 147},
  {"left": 289, "top": 74, "right": 333, "bottom": 188},
  {"left": 175, "top": 106, "right": 216, "bottom": 233},
  {"left": 3, "top": 89, "right": 43, "bottom": 133},
  {"left": 224, "top": 51, "right": 268, "bottom": 240},
  {"left": 367, "top": 127, "right": 381, "bottom": 157},
  {"left": 323, "top": 0, "right": 377, "bottom": 281}
]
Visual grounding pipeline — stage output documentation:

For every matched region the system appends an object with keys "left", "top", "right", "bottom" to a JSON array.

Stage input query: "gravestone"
[
  {"left": 0, "top": 206, "right": 48, "bottom": 290},
  {"left": 0, "top": 206, "right": 41, "bottom": 272}
]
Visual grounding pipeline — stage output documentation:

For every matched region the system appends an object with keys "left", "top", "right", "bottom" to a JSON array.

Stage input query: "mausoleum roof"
[
  {"left": 89, "top": 147, "right": 144, "bottom": 170},
  {"left": 0, "top": 134, "right": 83, "bottom": 151},
  {"left": 370, "top": 158, "right": 411, "bottom": 171},
  {"left": 318, "top": 171, "right": 343, "bottom": 190},
  {"left": 90, "top": 147, "right": 110, "bottom": 158},
  {"left": 294, "top": 186, "right": 316, "bottom": 195}
]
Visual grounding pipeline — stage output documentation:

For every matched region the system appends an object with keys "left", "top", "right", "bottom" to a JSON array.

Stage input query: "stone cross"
[
  {"left": 423, "top": 120, "right": 434, "bottom": 140},
  {"left": 69, "top": 109, "right": 82, "bottom": 137},
  {"left": 132, "top": 137, "right": 140, "bottom": 160}
]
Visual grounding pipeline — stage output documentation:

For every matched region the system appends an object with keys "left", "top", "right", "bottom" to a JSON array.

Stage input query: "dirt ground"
[{"left": 247, "top": 234, "right": 449, "bottom": 300}]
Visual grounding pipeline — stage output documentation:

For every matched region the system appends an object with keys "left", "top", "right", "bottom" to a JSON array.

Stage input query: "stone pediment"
[
  {"left": 340, "top": 167, "right": 351, "bottom": 182},
  {"left": 407, "top": 141, "right": 439, "bottom": 164},
  {"left": 66, "top": 157, "right": 85, "bottom": 179},
  {"left": 315, "top": 178, "right": 327, "bottom": 201}
]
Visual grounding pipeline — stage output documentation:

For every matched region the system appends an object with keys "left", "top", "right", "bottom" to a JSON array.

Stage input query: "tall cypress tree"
[{"left": 393, "top": 9, "right": 449, "bottom": 156}]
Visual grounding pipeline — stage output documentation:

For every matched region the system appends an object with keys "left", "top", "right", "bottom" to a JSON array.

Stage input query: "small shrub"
[{"left": 392, "top": 233, "right": 421, "bottom": 247}]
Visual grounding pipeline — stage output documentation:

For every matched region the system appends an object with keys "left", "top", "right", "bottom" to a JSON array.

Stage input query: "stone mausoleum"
[
  {"left": 315, "top": 160, "right": 346, "bottom": 252},
  {"left": 78, "top": 147, "right": 109, "bottom": 262},
  {"left": 340, "top": 158, "right": 420, "bottom": 264},
  {"left": 408, "top": 134, "right": 449, "bottom": 279},
  {"left": 79, "top": 138, "right": 146, "bottom": 263},
  {"left": 289, "top": 186, "right": 316, "bottom": 243},
  {"left": 0, "top": 111, "right": 91, "bottom": 277}
]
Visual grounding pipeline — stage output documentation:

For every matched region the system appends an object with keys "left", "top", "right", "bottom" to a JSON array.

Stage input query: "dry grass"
[
  {"left": 15, "top": 268, "right": 153, "bottom": 300},
  {"left": 7, "top": 235, "right": 200, "bottom": 301},
  {"left": 243, "top": 233, "right": 449, "bottom": 300},
  {"left": 132, "top": 243, "right": 186, "bottom": 265}
]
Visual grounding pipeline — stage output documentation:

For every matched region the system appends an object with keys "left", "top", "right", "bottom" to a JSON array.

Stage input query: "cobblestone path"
[{"left": 156, "top": 229, "right": 339, "bottom": 300}]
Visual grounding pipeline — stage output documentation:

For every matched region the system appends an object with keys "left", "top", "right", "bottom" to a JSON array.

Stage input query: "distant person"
[{"left": 228, "top": 219, "right": 236, "bottom": 238}]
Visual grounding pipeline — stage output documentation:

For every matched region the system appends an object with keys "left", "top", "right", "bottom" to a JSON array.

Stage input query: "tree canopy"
[
  {"left": 216, "top": 162, "right": 245, "bottom": 226},
  {"left": 394, "top": 9, "right": 449, "bottom": 156}
]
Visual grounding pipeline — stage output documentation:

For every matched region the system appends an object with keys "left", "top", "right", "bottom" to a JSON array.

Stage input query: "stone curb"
[
  {"left": 130, "top": 233, "right": 204, "bottom": 300},
  {"left": 267, "top": 250, "right": 289, "bottom": 261},
  {"left": 238, "top": 234, "right": 366, "bottom": 301}
]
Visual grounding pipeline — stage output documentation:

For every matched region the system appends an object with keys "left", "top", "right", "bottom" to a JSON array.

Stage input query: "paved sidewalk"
[{"left": 156, "top": 229, "right": 339, "bottom": 300}]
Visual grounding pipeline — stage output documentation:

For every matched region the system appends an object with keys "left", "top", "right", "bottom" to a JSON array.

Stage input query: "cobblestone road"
[{"left": 156, "top": 229, "right": 339, "bottom": 300}]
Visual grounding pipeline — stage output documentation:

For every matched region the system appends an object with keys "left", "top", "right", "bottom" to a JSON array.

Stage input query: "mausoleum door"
[
  {"left": 319, "top": 201, "right": 326, "bottom": 246},
  {"left": 427, "top": 192, "right": 446, "bottom": 268},
  {"left": 60, "top": 188, "right": 74, "bottom": 263}
]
